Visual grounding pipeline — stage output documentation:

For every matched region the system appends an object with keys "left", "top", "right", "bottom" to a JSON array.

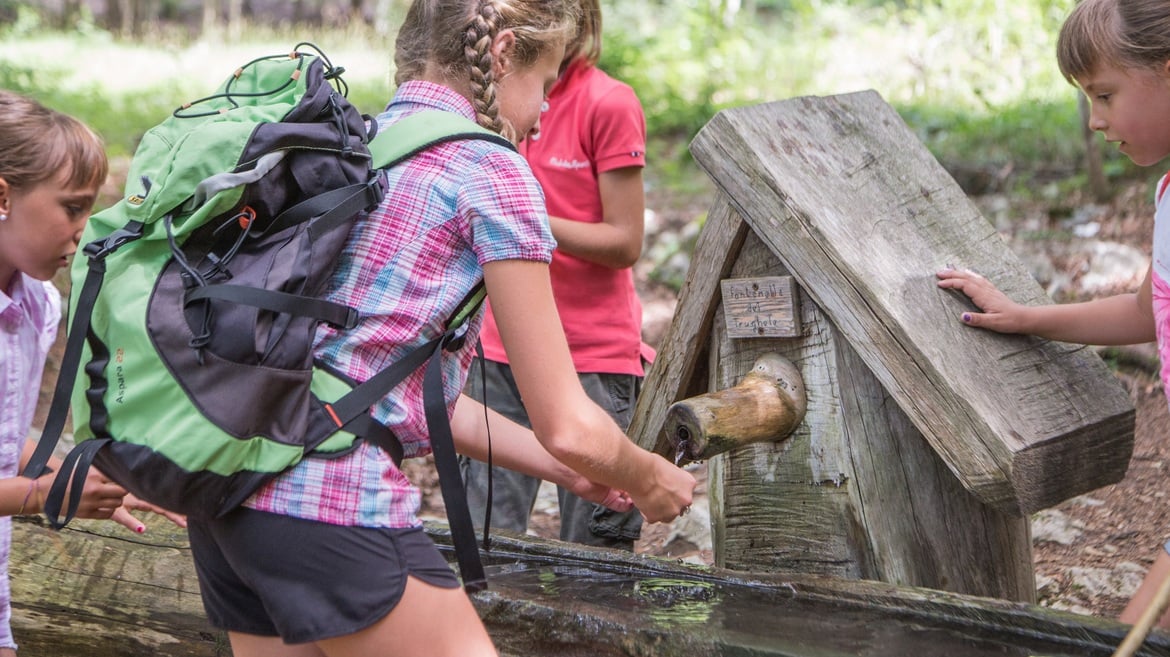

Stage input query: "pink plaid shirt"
[
  {"left": 0, "top": 275, "right": 60, "bottom": 650},
  {"left": 245, "top": 82, "right": 556, "bottom": 528}
]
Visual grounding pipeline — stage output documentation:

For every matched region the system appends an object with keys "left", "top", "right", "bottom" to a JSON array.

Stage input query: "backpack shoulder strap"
[
  {"left": 367, "top": 109, "right": 506, "bottom": 333},
  {"left": 368, "top": 109, "right": 516, "bottom": 169}
]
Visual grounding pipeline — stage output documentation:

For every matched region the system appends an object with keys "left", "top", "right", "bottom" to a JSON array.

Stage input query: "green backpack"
[{"left": 25, "top": 44, "right": 511, "bottom": 591}]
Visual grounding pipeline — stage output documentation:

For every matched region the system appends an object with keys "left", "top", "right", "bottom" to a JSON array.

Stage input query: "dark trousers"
[{"left": 459, "top": 358, "right": 643, "bottom": 550}]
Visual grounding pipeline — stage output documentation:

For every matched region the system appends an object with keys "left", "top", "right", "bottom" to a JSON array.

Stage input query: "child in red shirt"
[{"left": 463, "top": 0, "right": 652, "bottom": 550}]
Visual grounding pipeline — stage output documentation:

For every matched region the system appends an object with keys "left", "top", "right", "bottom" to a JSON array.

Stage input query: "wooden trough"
[
  {"left": 630, "top": 90, "right": 1134, "bottom": 602},
  {"left": 11, "top": 518, "right": 1170, "bottom": 657}
]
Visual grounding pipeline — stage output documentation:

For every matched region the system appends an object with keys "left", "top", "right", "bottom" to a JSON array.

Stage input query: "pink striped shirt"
[{"left": 0, "top": 274, "right": 61, "bottom": 650}]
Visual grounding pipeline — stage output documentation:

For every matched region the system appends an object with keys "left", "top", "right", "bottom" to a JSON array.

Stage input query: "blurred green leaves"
[{"left": 0, "top": 0, "right": 1138, "bottom": 189}]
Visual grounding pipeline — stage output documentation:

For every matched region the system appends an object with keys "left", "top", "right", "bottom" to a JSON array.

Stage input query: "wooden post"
[
  {"left": 629, "top": 194, "right": 749, "bottom": 456},
  {"left": 688, "top": 91, "right": 1133, "bottom": 516},
  {"left": 630, "top": 91, "right": 1132, "bottom": 602}
]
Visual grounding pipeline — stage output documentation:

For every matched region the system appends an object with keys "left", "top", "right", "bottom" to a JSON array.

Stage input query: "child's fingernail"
[
  {"left": 135, "top": 525, "right": 145, "bottom": 534},
  {"left": 962, "top": 313, "right": 972, "bottom": 323}
]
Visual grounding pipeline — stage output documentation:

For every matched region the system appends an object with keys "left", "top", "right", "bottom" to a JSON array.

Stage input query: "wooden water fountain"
[{"left": 10, "top": 91, "right": 1152, "bottom": 656}]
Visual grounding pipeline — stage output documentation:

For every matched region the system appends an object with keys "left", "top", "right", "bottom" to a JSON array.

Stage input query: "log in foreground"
[
  {"left": 8, "top": 517, "right": 221, "bottom": 657},
  {"left": 10, "top": 516, "right": 1169, "bottom": 657}
]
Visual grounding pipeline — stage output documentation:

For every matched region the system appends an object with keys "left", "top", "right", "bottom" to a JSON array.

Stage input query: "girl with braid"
[{"left": 184, "top": 1, "right": 696, "bottom": 655}]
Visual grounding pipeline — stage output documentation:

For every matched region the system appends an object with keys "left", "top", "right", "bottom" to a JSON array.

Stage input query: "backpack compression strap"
[{"left": 23, "top": 222, "right": 146, "bottom": 527}]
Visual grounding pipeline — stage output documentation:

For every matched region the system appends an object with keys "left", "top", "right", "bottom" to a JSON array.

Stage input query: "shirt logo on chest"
[{"left": 548, "top": 157, "right": 591, "bottom": 170}]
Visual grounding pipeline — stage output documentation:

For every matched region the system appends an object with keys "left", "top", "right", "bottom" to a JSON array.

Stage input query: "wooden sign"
[{"left": 720, "top": 276, "right": 800, "bottom": 338}]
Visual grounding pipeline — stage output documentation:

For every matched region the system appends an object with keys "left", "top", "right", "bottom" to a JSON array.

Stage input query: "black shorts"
[{"left": 188, "top": 507, "right": 459, "bottom": 643}]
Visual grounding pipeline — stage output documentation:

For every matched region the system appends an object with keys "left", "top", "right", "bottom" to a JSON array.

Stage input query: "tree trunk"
[
  {"left": 202, "top": 0, "right": 218, "bottom": 35},
  {"left": 227, "top": 0, "right": 243, "bottom": 40},
  {"left": 1080, "top": 93, "right": 1109, "bottom": 202},
  {"left": 9, "top": 517, "right": 222, "bottom": 656}
]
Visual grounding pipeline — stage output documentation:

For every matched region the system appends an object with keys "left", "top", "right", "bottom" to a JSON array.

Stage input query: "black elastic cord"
[{"left": 478, "top": 342, "right": 493, "bottom": 552}]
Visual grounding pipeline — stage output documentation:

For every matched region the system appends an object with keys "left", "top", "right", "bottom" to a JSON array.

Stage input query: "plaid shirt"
[{"left": 245, "top": 81, "right": 556, "bottom": 527}]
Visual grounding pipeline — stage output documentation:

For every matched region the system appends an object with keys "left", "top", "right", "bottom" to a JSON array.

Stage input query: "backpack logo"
[{"left": 126, "top": 176, "right": 152, "bottom": 206}]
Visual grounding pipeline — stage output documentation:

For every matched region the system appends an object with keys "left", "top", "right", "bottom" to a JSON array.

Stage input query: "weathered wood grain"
[
  {"left": 5, "top": 516, "right": 1159, "bottom": 656},
  {"left": 689, "top": 90, "right": 1134, "bottom": 515},
  {"left": 9, "top": 517, "right": 223, "bottom": 657},
  {"left": 628, "top": 194, "right": 750, "bottom": 454},
  {"left": 705, "top": 229, "right": 1034, "bottom": 600}
]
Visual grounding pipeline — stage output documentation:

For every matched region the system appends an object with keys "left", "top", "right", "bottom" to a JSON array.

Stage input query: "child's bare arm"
[
  {"left": 451, "top": 395, "right": 633, "bottom": 512},
  {"left": 936, "top": 266, "right": 1157, "bottom": 345},
  {"left": 483, "top": 258, "right": 694, "bottom": 523},
  {"left": 546, "top": 167, "right": 644, "bottom": 268}
]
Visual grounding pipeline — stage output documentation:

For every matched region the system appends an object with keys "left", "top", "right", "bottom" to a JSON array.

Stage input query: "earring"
[{"left": 0, "top": 214, "right": 7, "bottom": 222}]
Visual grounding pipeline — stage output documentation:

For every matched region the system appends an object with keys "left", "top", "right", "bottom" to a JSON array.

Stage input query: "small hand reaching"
[
  {"left": 114, "top": 493, "right": 188, "bottom": 533},
  {"left": 935, "top": 267, "right": 1027, "bottom": 334},
  {"left": 65, "top": 468, "right": 129, "bottom": 520},
  {"left": 50, "top": 467, "right": 187, "bottom": 534}
]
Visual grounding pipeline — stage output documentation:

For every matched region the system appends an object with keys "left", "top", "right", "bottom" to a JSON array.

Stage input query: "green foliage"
[
  {"left": 0, "top": 28, "right": 393, "bottom": 157},
  {"left": 598, "top": 0, "right": 1095, "bottom": 189},
  {"left": 0, "top": 0, "right": 1128, "bottom": 193}
]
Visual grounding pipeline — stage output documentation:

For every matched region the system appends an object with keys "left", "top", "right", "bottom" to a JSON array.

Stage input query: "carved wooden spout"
[{"left": 665, "top": 353, "right": 806, "bottom": 465}]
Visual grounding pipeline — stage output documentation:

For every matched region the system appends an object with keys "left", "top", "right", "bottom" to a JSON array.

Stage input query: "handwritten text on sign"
[{"left": 720, "top": 276, "right": 800, "bottom": 339}]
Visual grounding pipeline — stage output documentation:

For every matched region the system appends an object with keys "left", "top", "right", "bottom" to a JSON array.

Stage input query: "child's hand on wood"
[{"left": 936, "top": 267, "right": 1028, "bottom": 334}]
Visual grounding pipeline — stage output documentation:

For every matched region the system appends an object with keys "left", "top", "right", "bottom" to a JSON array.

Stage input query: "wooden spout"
[{"left": 665, "top": 353, "right": 806, "bottom": 465}]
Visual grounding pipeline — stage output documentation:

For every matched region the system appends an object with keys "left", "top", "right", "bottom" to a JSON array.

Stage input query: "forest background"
[
  {"left": 1, "top": 0, "right": 1147, "bottom": 197},
  {"left": 3, "top": 0, "right": 1168, "bottom": 620}
]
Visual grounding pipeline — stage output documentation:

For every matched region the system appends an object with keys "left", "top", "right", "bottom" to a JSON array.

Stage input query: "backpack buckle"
[
  {"left": 83, "top": 221, "right": 145, "bottom": 260},
  {"left": 442, "top": 323, "right": 470, "bottom": 352},
  {"left": 340, "top": 307, "right": 361, "bottom": 330}
]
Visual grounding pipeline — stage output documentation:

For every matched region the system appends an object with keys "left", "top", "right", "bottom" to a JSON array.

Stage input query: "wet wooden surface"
[{"left": 6, "top": 518, "right": 1170, "bottom": 656}]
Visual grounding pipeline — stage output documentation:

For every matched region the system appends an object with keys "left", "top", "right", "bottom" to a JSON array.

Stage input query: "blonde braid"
[
  {"left": 464, "top": 0, "right": 507, "bottom": 138},
  {"left": 394, "top": 0, "right": 576, "bottom": 142}
]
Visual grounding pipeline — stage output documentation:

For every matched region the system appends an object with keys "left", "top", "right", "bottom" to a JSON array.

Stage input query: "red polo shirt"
[{"left": 478, "top": 60, "right": 652, "bottom": 375}]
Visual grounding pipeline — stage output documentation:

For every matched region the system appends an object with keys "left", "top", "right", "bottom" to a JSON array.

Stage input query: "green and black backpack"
[{"left": 25, "top": 43, "right": 510, "bottom": 592}]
